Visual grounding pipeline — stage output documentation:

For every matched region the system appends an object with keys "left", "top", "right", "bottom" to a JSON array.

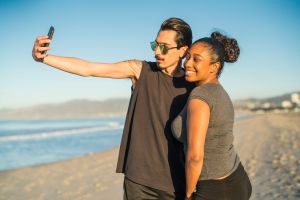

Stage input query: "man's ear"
[{"left": 179, "top": 46, "right": 189, "bottom": 58}]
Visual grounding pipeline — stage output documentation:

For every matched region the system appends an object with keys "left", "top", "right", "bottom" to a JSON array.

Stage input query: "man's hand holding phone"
[{"left": 32, "top": 26, "right": 54, "bottom": 62}]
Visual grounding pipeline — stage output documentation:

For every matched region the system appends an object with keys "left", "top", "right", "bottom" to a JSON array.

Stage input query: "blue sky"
[{"left": 0, "top": 0, "right": 300, "bottom": 109}]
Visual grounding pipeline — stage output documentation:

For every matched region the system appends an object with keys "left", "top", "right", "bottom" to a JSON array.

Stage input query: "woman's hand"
[{"left": 32, "top": 36, "right": 51, "bottom": 62}]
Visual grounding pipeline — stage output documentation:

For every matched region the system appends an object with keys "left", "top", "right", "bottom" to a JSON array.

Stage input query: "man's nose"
[{"left": 154, "top": 45, "right": 162, "bottom": 55}]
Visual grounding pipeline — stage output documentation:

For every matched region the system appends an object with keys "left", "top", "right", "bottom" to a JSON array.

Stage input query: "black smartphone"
[{"left": 42, "top": 26, "right": 55, "bottom": 54}]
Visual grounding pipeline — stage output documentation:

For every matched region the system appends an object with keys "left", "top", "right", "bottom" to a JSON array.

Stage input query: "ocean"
[
  {"left": 0, "top": 117, "right": 125, "bottom": 171},
  {"left": 0, "top": 114, "right": 249, "bottom": 171}
]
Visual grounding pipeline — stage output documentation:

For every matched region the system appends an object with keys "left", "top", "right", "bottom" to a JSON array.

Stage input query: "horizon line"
[{"left": 1, "top": 90, "right": 300, "bottom": 110}]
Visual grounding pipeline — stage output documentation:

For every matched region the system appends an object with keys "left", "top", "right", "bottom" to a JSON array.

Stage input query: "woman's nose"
[{"left": 184, "top": 58, "right": 191, "bottom": 68}]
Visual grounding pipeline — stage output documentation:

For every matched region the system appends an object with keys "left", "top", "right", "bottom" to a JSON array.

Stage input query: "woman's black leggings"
[{"left": 192, "top": 163, "right": 252, "bottom": 200}]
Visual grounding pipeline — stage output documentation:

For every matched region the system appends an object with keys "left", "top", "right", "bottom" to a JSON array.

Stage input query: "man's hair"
[{"left": 160, "top": 17, "right": 192, "bottom": 48}]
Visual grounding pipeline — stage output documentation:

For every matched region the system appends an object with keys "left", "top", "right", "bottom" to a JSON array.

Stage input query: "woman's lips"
[{"left": 185, "top": 70, "right": 195, "bottom": 76}]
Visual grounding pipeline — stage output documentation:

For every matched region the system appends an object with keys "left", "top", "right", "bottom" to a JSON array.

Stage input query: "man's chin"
[{"left": 156, "top": 62, "right": 165, "bottom": 69}]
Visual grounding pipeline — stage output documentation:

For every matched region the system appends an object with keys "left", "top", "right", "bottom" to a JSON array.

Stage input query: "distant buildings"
[
  {"left": 281, "top": 100, "right": 292, "bottom": 108},
  {"left": 234, "top": 92, "right": 300, "bottom": 113},
  {"left": 291, "top": 93, "right": 300, "bottom": 105}
]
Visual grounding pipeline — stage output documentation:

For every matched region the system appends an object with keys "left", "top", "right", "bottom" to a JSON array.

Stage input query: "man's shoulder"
[
  {"left": 141, "top": 61, "right": 159, "bottom": 73},
  {"left": 145, "top": 61, "right": 158, "bottom": 68}
]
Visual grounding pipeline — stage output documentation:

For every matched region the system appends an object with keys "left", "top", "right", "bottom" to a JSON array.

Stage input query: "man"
[{"left": 32, "top": 18, "right": 194, "bottom": 199}]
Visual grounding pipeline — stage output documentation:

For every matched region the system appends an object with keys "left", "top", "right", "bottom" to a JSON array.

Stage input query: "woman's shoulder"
[
  {"left": 190, "top": 83, "right": 223, "bottom": 96},
  {"left": 188, "top": 83, "right": 227, "bottom": 107}
]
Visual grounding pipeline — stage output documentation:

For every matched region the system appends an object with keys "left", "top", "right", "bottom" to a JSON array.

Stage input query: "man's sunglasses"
[{"left": 150, "top": 41, "right": 178, "bottom": 55}]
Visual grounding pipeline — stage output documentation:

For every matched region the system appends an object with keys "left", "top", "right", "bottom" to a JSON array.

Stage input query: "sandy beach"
[{"left": 0, "top": 112, "right": 299, "bottom": 200}]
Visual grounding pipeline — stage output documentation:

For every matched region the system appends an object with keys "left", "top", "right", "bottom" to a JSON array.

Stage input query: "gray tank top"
[{"left": 171, "top": 83, "right": 240, "bottom": 180}]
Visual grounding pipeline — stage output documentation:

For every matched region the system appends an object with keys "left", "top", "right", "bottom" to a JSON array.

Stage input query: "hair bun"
[{"left": 211, "top": 31, "right": 240, "bottom": 63}]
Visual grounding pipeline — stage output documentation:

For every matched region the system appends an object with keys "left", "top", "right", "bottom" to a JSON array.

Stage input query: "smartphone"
[{"left": 42, "top": 26, "right": 55, "bottom": 54}]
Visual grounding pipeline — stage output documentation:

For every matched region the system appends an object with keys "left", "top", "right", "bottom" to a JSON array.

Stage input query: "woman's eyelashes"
[
  {"left": 186, "top": 53, "right": 201, "bottom": 63},
  {"left": 193, "top": 57, "right": 201, "bottom": 62}
]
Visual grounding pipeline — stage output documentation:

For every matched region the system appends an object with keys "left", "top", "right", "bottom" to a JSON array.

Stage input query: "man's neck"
[{"left": 161, "top": 61, "right": 184, "bottom": 77}]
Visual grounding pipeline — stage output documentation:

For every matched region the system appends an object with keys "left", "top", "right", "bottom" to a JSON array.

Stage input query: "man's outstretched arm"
[{"left": 32, "top": 35, "right": 142, "bottom": 81}]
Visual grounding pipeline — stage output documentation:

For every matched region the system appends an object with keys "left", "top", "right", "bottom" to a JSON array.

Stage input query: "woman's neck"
[{"left": 196, "top": 78, "right": 219, "bottom": 87}]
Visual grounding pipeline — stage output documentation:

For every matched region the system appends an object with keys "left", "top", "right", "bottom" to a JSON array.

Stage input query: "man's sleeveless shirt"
[{"left": 116, "top": 61, "right": 194, "bottom": 193}]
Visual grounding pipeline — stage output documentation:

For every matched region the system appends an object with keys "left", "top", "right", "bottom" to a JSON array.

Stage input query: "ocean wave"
[
  {"left": 0, "top": 123, "right": 124, "bottom": 142},
  {"left": 0, "top": 119, "right": 123, "bottom": 131}
]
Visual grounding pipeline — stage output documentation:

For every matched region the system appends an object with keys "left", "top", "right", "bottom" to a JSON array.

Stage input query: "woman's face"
[{"left": 184, "top": 42, "right": 217, "bottom": 85}]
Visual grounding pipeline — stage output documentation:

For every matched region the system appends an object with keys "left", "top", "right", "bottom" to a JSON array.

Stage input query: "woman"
[{"left": 172, "top": 31, "right": 252, "bottom": 200}]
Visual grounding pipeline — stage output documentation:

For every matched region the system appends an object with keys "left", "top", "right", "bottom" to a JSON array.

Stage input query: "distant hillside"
[
  {"left": 0, "top": 98, "right": 129, "bottom": 120},
  {"left": 1, "top": 91, "right": 299, "bottom": 120}
]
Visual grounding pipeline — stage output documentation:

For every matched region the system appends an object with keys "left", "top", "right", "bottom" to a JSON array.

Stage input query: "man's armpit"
[{"left": 127, "top": 59, "right": 142, "bottom": 80}]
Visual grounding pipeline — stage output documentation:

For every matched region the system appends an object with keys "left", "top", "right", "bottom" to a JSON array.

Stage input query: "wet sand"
[
  {"left": 0, "top": 112, "right": 299, "bottom": 200},
  {"left": 0, "top": 148, "right": 123, "bottom": 200}
]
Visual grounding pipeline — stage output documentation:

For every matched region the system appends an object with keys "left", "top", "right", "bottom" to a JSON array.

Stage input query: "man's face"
[{"left": 154, "top": 30, "right": 185, "bottom": 69}]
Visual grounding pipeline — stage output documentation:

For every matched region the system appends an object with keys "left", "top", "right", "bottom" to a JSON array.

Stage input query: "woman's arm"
[
  {"left": 185, "top": 99, "right": 210, "bottom": 199},
  {"left": 32, "top": 36, "right": 141, "bottom": 80}
]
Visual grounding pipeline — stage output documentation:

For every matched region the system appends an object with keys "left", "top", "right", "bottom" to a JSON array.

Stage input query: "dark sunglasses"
[{"left": 150, "top": 41, "right": 178, "bottom": 55}]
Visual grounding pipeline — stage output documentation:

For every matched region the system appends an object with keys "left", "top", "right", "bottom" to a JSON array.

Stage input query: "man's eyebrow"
[{"left": 155, "top": 40, "right": 172, "bottom": 45}]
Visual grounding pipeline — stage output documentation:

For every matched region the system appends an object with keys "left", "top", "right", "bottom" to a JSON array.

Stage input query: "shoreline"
[
  {"left": 1, "top": 112, "right": 299, "bottom": 199},
  {"left": 0, "top": 147, "right": 123, "bottom": 200},
  {"left": 0, "top": 146, "right": 121, "bottom": 173},
  {"left": 0, "top": 113, "right": 251, "bottom": 172}
]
